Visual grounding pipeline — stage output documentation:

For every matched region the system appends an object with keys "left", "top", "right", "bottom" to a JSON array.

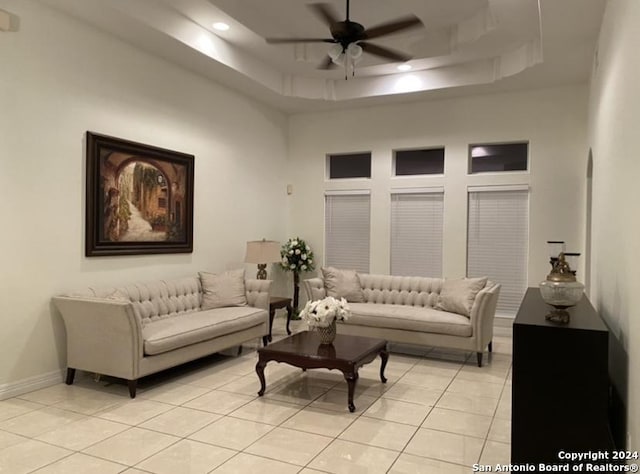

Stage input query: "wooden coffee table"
[{"left": 256, "top": 331, "right": 388, "bottom": 412}]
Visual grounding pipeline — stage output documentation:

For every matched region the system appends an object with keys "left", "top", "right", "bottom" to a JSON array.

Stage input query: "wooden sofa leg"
[
  {"left": 262, "top": 336, "right": 269, "bottom": 347},
  {"left": 488, "top": 341, "right": 493, "bottom": 353},
  {"left": 128, "top": 380, "right": 137, "bottom": 398},
  {"left": 65, "top": 368, "right": 76, "bottom": 385},
  {"left": 476, "top": 352, "right": 483, "bottom": 367}
]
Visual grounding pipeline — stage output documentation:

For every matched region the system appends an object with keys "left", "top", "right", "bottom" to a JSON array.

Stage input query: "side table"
[{"left": 268, "top": 296, "right": 293, "bottom": 342}]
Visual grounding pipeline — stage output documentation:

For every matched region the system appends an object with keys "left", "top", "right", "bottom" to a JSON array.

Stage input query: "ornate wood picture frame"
[{"left": 85, "top": 132, "right": 194, "bottom": 256}]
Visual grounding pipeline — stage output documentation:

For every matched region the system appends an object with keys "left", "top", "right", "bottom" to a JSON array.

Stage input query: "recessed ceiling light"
[
  {"left": 212, "top": 22, "right": 230, "bottom": 32},
  {"left": 397, "top": 64, "right": 412, "bottom": 72}
]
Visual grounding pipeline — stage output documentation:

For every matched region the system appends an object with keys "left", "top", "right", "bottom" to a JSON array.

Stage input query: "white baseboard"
[{"left": 0, "top": 370, "right": 64, "bottom": 401}]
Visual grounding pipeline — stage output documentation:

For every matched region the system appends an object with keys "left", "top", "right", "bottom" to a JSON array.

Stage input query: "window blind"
[
  {"left": 325, "top": 193, "right": 370, "bottom": 273},
  {"left": 467, "top": 189, "right": 529, "bottom": 317},
  {"left": 391, "top": 192, "right": 444, "bottom": 277}
]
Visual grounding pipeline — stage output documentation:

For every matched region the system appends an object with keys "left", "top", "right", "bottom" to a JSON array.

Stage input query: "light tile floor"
[{"left": 0, "top": 318, "right": 512, "bottom": 473}]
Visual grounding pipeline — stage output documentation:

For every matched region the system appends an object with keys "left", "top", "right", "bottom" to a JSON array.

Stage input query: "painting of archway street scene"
[{"left": 86, "top": 132, "right": 194, "bottom": 256}]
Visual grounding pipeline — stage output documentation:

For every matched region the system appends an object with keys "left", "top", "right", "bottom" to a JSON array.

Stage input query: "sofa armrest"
[
  {"left": 245, "top": 279, "right": 272, "bottom": 310},
  {"left": 302, "top": 278, "right": 326, "bottom": 301},
  {"left": 469, "top": 283, "right": 501, "bottom": 347},
  {"left": 52, "top": 296, "right": 143, "bottom": 380}
]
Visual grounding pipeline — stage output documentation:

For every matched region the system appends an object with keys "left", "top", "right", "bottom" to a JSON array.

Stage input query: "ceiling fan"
[{"left": 265, "top": 0, "right": 424, "bottom": 74}]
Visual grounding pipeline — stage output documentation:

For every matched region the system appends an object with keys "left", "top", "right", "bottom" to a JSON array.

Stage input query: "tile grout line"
[
  {"left": 384, "top": 353, "right": 465, "bottom": 471},
  {"left": 477, "top": 359, "right": 512, "bottom": 465},
  {"left": 212, "top": 370, "right": 333, "bottom": 471},
  {"left": 294, "top": 353, "right": 422, "bottom": 472}
]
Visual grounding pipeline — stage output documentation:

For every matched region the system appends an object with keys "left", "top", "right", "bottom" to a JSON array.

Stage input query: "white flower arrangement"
[
  {"left": 300, "top": 296, "right": 351, "bottom": 328},
  {"left": 280, "top": 237, "right": 315, "bottom": 274}
]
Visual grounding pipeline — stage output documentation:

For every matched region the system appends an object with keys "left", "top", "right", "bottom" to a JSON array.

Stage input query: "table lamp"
[
  {"left": 539, "top": 252, "right": 584, "bottom": 324},
  {"left": 245, "top": 239, "right": 281, "bottom": 279}
]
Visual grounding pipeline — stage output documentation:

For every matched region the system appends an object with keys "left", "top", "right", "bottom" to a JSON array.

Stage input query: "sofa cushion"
[
  {"left": 321, "top": 267, "right": 365, "bottom": 302},
  {"left": 358, "top": 274, "right": 442, "bottom": 307},
  {"left": 113, "top": 277, "right": 202, "bottom": 324},
  {"left": 437, "top": 277, "right": 488, "bottom": 317},
  {"left": 345, "top": 303, "right": 472, "bottom": 337},
  {"left": 200, "top": 269, "right": 247, "bottom": 310},
  {"left": 142, "top": 306, "right": 267, "bottom": 355}
]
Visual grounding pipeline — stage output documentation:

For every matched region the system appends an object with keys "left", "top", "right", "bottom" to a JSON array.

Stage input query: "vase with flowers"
[
  {"left": 300, "top": 296, "right": 351, "bottom": 344},
  {"left": 280, "top": 237, "right": 315, "bottom": 317}
]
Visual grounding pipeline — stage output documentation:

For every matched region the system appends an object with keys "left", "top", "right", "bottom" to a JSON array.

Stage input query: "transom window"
[
  {"left": 469, "top": 142, "right": 528, "bottom": 174},
  {"left": 394, "top": 148, "right": 445, "bottom": 176},
  {"left": 328, "top": 152, "right": 371, "bottom": 179}
]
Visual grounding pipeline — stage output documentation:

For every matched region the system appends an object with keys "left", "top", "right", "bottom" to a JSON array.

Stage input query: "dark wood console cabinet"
[{"left": 512, "top": 288, "right": 615, "bottom": 463}]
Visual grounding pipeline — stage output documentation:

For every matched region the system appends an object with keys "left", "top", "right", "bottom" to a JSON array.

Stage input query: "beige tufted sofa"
[
  {"left": 53, "top": 275, "right": 271, "bottom": 397},
  {"left": 303, "top": 273, "right": 500, "bottom": 366}
]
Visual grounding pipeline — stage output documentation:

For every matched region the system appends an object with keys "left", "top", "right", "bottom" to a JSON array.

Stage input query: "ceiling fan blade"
[
  {"left": 308, "top": 3, "right": 341, "bottom": 27},
  {"left": 360, "top": 42, "right": 412, "bottom": 62},
  {"left": 361, "top": 15, "right": 423, "bottom": 40},
  {"left": 266, "top": 38, "right": 336, "bottom": 44},
  {"left": 318, "top": 56, "right": 337, "bottom": 70}
]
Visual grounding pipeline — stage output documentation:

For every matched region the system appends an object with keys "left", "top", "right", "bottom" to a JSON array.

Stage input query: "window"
[
  {"left": 469, "top": 142, "right": 528, "bottom": 173},
  {"left": 328, "top": 152, "right": 371, "bottom": 179},
  {"left": 394, "top": 148, "right": 445, "bottom": 176},
  {"left": 467, "top": 187, "right": 529, "bottom": 316},
  {"left": 391, "top": 190, "right": 444, "bottom": 277},
  {"left": 325, "top": 192, "right": 370, "bottom": 272}
]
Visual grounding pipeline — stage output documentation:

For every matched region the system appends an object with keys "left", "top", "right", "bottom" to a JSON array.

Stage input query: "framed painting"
[{"left": 85, "top": 132, "right": 194, "bottom": 256}]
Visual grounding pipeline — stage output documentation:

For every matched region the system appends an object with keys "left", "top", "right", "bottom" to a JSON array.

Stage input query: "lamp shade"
[{"left": 245, "top": 240, "right": 281, "bottom": 264}]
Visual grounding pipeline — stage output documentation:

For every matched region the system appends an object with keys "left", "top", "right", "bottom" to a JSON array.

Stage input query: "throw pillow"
[
  {"left": 321, "top": 266, "right": 365, "bottom": 303},
  {"left": 437, "top": 277, "right": 488, "bottom": 317},
  {"left": 199, "top": 269, "right": 247, "bottom": 310}
]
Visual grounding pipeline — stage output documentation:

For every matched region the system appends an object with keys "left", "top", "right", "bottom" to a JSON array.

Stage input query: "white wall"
[
  {"left": 0, "top": 0, "right": 289, "bottom": 392},
  {"left": 288, "top": 86, "right": 589, "bottom": 299},
  {"left": 588, "top": 0, "right": 640, "bottom": 450}
]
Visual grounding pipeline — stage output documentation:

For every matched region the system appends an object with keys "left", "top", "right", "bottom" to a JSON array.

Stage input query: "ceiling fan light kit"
[
  {"left": 328, "top": 42, "right": 363, "bottom": 78},
  {"left": 265, "top": 0, "right": 424, "bottom": 79}
]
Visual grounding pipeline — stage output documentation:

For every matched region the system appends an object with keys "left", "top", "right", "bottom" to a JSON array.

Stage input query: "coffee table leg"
[
  {"left": 379, "top": 348, "right": 389, "bottom": 383},
  {"left": 344, "top": 371, "right": 359, "bottom": 413},
  {"left": 256, "top": 360, "right": 267, "bottom": 396}
]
